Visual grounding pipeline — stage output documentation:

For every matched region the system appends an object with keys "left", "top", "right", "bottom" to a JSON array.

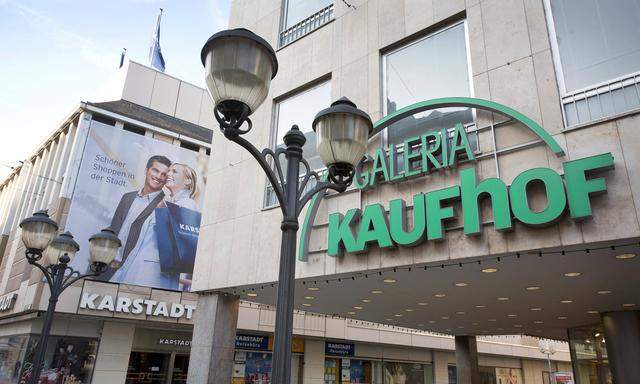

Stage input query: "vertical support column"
[
  {"left": 455, "top": 336, "right": 480, "bottom": 384},
  {"left": 187, "top": 292, "right": 239, "bottom": 384},
  {"left": 92, "top": 322, "right": 135, "bottom": 383},
  {"left": 601, "top": 311, "right": 640, "bottom": 384}
]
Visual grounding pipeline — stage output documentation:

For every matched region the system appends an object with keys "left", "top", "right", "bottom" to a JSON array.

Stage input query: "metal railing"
[
  {"left": 279, "top": 4, "right": 334, "bottom": 47},
  {"left": 562, "top": 71, "right": 640, "bottom": 127}
]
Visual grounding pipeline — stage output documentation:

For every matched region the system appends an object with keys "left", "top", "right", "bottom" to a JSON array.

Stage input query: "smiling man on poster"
[{"left": 102, "top": 155, "right": 181, "bottom": 289}]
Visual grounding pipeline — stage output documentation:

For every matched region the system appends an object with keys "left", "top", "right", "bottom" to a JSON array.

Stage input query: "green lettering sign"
[
  {"left": 425, "top": 186, "right": 460, "bottom": 241},
  {"left": 509, "top": 168, "right": 566, "bottom": 226},
  {"left": 389, "top": 194, "right": 426, "bottom": 246},
  {"left": 356, "top": 204, "right": 394, "bottom": 252},
  {"left": 563, "top": 153, "right": 614, "bottom": 219},
  {"left": 460, "top": 167, "right": 512, "bottom": 235},
  {"left": 325, "top": 154, "right": 614, "bottom": 256},
  {"left": 327, "top": 209, "right": 360, "bottom": 257}
]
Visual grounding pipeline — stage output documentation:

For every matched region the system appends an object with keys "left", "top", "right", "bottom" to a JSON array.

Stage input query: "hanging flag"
[
  {"left": 119, "top": 48, "right": 127, "bottom": 69},
  {"left": 148, "top": 8, "right": 166, "bottom": 72}
]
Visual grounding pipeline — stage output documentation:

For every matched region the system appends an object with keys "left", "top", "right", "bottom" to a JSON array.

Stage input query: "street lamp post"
[
  {"left": 19, "top": 210, "right": 121, "bottom": 384},
  {"left": 201, "top": 28, "right": 372, "bottom": 384},
  {"left": 539, "top": 339, "right": 557, "bottom": 384}
]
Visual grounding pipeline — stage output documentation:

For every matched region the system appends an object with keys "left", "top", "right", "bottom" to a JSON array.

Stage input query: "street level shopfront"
[{"left": 191, "top": 0, "right": 640, "bottom": 383}]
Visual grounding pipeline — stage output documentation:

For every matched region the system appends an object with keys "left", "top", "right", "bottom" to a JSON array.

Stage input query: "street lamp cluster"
[
  {"left": 19, "top": 210, "right": 121, "bottom": 384},
  {"left": 201, "top": 28, "right": 372, "bottom": 384}
]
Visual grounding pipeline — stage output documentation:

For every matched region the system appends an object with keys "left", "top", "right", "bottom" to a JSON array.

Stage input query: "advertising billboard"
[{"left": 65, "top": 120, "right": 208, "bottom": 291}]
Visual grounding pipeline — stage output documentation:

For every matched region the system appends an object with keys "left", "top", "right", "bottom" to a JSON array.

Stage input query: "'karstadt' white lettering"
[{"left": 79, "top": 292, "right": 196, "bottom": 319}]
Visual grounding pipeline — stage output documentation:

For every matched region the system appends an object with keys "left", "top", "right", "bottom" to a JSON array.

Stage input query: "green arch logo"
[{"left": 299, "top": 97, "right": 565, "bottom": 261}]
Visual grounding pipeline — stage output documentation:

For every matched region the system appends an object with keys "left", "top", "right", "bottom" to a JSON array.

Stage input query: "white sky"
[{"left": 0, "top": 0, "right": 230, "bottom": 180}]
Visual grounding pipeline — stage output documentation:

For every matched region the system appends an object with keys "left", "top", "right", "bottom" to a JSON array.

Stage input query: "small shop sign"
[
  {"left": 158, "top": 338, "right": 192, "bottom": 347},
  {"left": 235, "top": 334, "right": 270, "bottom": 350},
  {"left": 325, "top": 342, "right": 355, "bottom": 356}
]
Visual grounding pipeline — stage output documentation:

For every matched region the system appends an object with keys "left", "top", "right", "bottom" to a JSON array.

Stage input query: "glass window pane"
[
  {"left": 0, "top": 335, "right": 29, "bottom": 383},
  {"left": 382, "top": 23, "right": 473, "bottom": 146},
  {"left": 383, "top": 361, "right": 427, "bottom": 384},
  {"left": 275, "top": 80, "right": 331, "bottom": 173},
  {"left": 19, "top": 335, "right": 99, "bottom": 384},
  {"left": 550, "top": 0, "right": 640, "bottom": 92},
  {"left": 286, "top": 0, "right": 333, "bottom": 28},
  {"left": 266, "top": 81, "right": 330, "bottom": 207}
]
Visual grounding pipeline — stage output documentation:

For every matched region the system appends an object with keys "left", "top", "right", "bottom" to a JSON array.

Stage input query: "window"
[
  {"left": 0, "top": 335, "right": 29, "bottom": 383},
  {"left": 123, "top": 123, "right": 146, "bottom": 136},
  {"left": 285, "top": 0, "right": 332, "bottom": 28},
  {"left": 568, "top": 325, "right": 612, "bottom": 384},
  {"left": 546, "top": 0, "right": 640, "bottom": 126},
  {"left": 280, "top": 0, "right": 334, "bottom": 47},
  {"left": 382, "top": 361, "right": 434, "bottom": 384},
  {"left": 180, "top": 141, "right": 200, "bottom": 152},
  {"left": 265, "top": 80, "right": 331, "bottom": 207},
  {"left": 3, "top": 335, "right": 100, "bottom": 384},
  {"left": 382, "top": 22, "right": 477, "bottom": 150},
  {"left": 448, "top": 365, "right": 520, "bottom": 384},
  {"left": 91, "top": 114, "right": 116, "bottom": 126}
]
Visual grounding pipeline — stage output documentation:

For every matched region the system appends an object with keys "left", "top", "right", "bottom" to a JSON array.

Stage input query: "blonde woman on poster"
[
  {"left": 162, "top": 163, "right": 200, "bottom": 290},
  {"left": 164, "top": 163, "right": 199, "bottom": 210}
]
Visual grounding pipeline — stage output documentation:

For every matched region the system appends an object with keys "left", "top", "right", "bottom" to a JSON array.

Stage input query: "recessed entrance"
[{"left": 126, "top": 351, "right": 190, "bottom": 384}]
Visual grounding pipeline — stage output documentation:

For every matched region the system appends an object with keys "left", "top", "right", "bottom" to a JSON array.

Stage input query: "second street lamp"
[
  {"left": 19, "top": 210, "right": 121, "bottom": 384},
  {"left": 201, "top": 28, "right": 372, "bottom": 384}
]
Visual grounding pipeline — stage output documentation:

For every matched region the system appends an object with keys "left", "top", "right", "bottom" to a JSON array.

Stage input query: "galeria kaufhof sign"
[{"left": 299, "top": 98, "right": 614, "bottom": 259}]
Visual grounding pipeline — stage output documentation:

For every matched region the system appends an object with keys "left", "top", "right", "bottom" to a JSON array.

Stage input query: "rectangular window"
[
  {"left": 280, "top": 0, "right": 334, "bottom": 47},
  {"left": 382, "top": 22, "right": 477, "bottom": 152},
  {"left": 265, "top": 80, "right": 331, "bottom": 207},
  {"left": 546, "top": 0, "right": 640, "bottom": 126},
  {"left": 0, "top": 335, "right": 29, "bottom": 383},
  {"left": 5, "top": 335, "right": 100, "bottom": 384},
  {"left": 123, "top": 123, "right": 146, "bottom": 136}
]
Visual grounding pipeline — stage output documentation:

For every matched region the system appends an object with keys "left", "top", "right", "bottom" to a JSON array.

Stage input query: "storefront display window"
[
  {"left": 568, "top": 326, "right": 612, "bottom": 384},
  {"left": 0, "top": 335, "right": 29, "bottom": 384},
  {"left": 126, "top": 352, "right": 171, "bottom": 384},
  {"left": 233, "top": 351, "right": 303, "bottom": 384},
  {"left": 447, "top": 365, "right": 521, "bottom": 384},
  {"left": 326, "top": 359, "right": 432, "bottom": 384},
  {"left": 15, "top": 335, "right": 98, "bottom": 384},
  {"left": 383, "top": 361, "right": 433, "bottom": 384}
]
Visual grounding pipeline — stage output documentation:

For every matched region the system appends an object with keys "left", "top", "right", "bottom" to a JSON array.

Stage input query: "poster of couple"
[{"left": 65, "top": 120, "right": 208, "bottom": 291}]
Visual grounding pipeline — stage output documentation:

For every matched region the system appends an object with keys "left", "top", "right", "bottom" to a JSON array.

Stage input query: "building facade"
[
  {"left": 0, "top": 59, "right": 568, "bottom": 384},
  {"left": 0, "top": 61, "right": 213, "bottom": 384},
  {"left": 191, "top": 0, "right": 640, "bottom": 384}
]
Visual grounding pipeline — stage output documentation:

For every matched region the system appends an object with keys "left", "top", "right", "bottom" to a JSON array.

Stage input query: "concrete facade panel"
[
  {"left": 481, "top": 0, "right": 531, "bottom": 70},
  {"left": 174, "top": 82, "right": 204, "bottom": 125}
]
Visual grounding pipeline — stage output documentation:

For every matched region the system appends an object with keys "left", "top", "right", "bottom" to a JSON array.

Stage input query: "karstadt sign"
[
  {"left": 299, "top": 97, "right": 614, "bottom": 259},
  {"left": 79, "top": 292, "right": 196, "bottom": 319}
]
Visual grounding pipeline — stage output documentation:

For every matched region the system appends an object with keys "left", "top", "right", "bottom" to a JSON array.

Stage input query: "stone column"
[
  {"left": 601, "top": 311, "right": 640, "bottom": 384},
  {"left": 455, "top": 336, "right": 480, "bottom": 384},
  {"left": 187, "top": 292, "right": 239, "bottom": 384},
  {"left": 92, "top": 322, "right": 135, "bottom": 383}
]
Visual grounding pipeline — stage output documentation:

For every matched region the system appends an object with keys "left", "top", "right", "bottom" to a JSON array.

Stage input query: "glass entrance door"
[
  {"left": 170, "top": 354, "right": 189, "bottom": 384},
  {"left": 126, "top": 352, "right": 171, "bottom": 384}
]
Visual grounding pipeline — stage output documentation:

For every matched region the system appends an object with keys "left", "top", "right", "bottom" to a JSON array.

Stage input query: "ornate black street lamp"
[
  {"left": 19, "top": 210, "right": 121, "bottom": 384},
  {"left": 201, "top": 28, "right": 372, "bottom": 384}
]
